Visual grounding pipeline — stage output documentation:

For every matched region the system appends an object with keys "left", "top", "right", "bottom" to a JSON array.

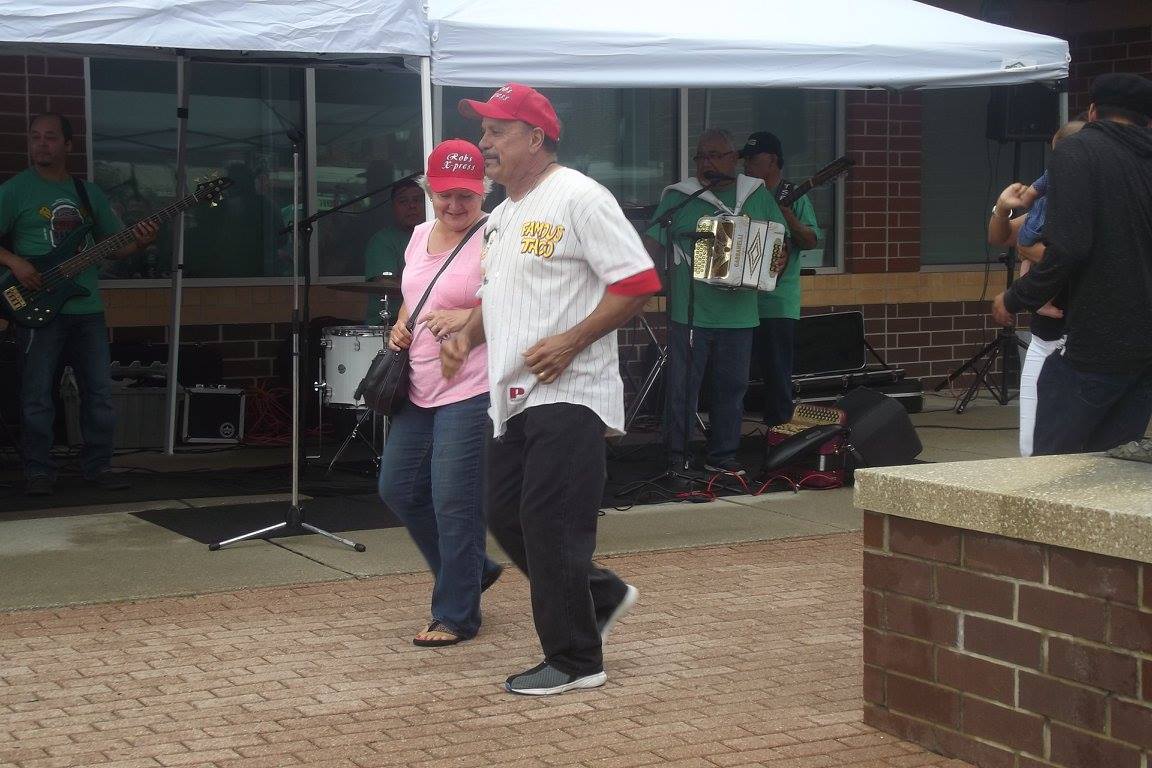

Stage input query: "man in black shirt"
[{"left": 992, "top": 73, "right": 1152, "bottom": 455}]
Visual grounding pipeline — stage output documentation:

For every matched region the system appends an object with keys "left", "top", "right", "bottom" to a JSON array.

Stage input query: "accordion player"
[{"left": 691, "top": 213, "right": 787, "bottom": 292}]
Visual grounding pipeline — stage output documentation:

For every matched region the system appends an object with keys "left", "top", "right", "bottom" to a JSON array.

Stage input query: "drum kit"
[{"left": 314, "top": 278, "right": 399, "bottom": 475}]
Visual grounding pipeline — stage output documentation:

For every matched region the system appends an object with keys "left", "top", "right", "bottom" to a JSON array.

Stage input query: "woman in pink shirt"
[{"left": 378, "top": 140, "right": 498, "bottom": 647}]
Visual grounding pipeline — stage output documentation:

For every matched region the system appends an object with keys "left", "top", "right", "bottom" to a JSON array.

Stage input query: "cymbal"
[{"left": 326, "top": 279, "right": 400, "bottom": 294}]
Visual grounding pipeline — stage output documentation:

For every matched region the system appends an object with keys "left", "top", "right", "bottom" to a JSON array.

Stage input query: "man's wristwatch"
[{"left": 991, "top": 204, "right": 1014, "bottom": 220}]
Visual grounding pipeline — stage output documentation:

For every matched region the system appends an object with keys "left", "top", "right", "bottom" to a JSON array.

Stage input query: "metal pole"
[
  {"left": 164, "top": 55, "right": 190, "bottom": 455},
  {"left": 420, "top": 57, "right": 435, "bottom": 220},
  {"left": 291, "top": 143, "right": 301, "bottom": 507}
]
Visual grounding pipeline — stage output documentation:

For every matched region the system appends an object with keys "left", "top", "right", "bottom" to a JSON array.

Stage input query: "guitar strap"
[{"left": 71, "top": 176, "right": 95, "bottom": 229}]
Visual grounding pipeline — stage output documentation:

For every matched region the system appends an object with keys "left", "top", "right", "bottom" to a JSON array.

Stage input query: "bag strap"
[{"left": 404, "top": 216, "right": 487, "bottom": 332}]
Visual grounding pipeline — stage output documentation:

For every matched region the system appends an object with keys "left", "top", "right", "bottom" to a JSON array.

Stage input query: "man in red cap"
[
  {"left": 442, "top": 83, "right": 661, "bottom": 695},
  {"left": 992, "top": 72, "right": 1152, "bottom": 456}
]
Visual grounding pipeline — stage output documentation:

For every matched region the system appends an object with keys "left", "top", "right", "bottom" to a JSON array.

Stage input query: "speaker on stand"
[{"left": 986, "top": 83, "right": 1061, "bottom": 143}]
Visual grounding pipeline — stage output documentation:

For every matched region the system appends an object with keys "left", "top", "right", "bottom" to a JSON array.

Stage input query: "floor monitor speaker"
[{"left": 837, "top": 387, "right": 922, "bottom": 469}]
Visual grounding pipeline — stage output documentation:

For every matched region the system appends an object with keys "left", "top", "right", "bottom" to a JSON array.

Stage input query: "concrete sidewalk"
[{"left": 0, "top": 393, "right": 1020, "bottom": 612}]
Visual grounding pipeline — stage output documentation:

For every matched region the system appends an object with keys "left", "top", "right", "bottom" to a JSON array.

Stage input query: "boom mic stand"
[
  {"left": 210, "top": 132, "right": 368, "bottom": 552},
  {"left": 933, "top": 140, "right": 1030, "bottom": 414}
]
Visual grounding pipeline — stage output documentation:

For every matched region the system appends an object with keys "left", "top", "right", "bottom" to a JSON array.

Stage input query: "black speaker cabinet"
[
  {"left": 837, "top": 387, "right": 922, "bottom": 469},
  {"left": 987, "top": 83, "right": 1061, "bottom": 143},
  {"left": 181, "top": 386, "right": 246, "bottom": 444}
]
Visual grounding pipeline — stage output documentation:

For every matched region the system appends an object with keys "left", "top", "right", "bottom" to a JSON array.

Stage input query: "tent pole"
[
  {"left": 420, "top": 57, "right": 434, "bottom": 219},
  {"left": 164, "top": 55, "right": 190, "bottom": 455},
  {"left": 678, "top": 88, "right": 689, "bottom": 180}
]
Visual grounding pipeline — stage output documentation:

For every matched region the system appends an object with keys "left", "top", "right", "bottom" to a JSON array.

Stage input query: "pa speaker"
[
  {"left": 986, "top": 83, "right": 1060, "bottom": 143},
  {"left": 837, "top": 387, "right": 922, "bottom": 469}
]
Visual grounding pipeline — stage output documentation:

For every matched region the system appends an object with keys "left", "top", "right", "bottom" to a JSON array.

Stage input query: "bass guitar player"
[{"left": 0, "top": 113, "right": 158, "bottom": 497}]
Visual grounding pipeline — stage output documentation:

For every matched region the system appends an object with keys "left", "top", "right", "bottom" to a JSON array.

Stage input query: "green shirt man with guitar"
[{"left": 0, "top": 113, "right": 157, "bottom": 496}]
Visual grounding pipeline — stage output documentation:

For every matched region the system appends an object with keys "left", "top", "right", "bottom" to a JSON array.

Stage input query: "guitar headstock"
[{"left": 194, "top": 175, "right": 234, "bottom": 206}]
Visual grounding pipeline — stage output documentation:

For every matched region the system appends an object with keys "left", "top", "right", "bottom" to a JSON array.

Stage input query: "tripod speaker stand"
[{"left": 934, "top": 139, "right": 1033, "bottom": 414}]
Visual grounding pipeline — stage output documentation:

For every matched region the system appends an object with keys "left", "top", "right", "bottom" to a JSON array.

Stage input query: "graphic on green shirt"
[
  {"left": 646, "top": 183, "right": 785, "bottom": 329},
  {"left": 0, "top": 168, "right": 122, "bottom": 315}
]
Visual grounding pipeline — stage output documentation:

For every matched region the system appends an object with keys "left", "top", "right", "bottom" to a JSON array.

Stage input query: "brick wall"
[
  {"left": 844, "top": 90, "right": 922, "bottom": 274},
  {"left": 0, "top": 55, "right": 87, "bottom": 181},
  {"left": 1068, "top": 25, "right": 1152, "bottom": 116},
  {"left": 863, "top": 512, "right": 1152, "bottom": 768}
]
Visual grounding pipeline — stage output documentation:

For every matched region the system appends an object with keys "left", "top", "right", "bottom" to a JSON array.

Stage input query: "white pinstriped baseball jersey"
[{"left": 479, "top": 167, "right": 654, "bottom": 438}]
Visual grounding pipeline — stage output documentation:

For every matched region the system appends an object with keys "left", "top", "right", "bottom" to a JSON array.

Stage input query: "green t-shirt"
[
  {"left": 758, "top": 191, "right": 823, "bottom": 320},
  {"left": 363, "top": 226, "right": 410, "bottom": 324},
  {"left": 646, "top": 183, "right": 784, "bottom": 329},
  {"left": 0, "top": 168, "right": 122, "bottom": 315}
]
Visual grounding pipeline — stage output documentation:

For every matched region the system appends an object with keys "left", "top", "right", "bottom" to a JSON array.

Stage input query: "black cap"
[
  {"left": 1091, "top": 73, "right": 1152, "bottom": 119},
  {"left": 738, "top": 131, "right": 784, "bottom": 166}
]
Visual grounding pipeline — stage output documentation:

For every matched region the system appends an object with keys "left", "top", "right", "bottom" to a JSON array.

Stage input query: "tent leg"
[{"left": 164, "top": 55, "right": 190, "bottom": 455}]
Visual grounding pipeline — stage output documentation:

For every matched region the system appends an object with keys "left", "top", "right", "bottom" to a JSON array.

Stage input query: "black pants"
[
  {"left": 486, "top": 403, "right": 628, "bottom": 676},
  {"left": 753, "top": 317, "right": 797, "bottom": 428}
]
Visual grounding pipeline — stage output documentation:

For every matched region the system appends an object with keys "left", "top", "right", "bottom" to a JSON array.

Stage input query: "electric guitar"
[
  {"left": 776, "top": 155, "right": 854, "bottom": 208},
  {"left": 0, "top": 177, "right": 232, "bottom": 328}
]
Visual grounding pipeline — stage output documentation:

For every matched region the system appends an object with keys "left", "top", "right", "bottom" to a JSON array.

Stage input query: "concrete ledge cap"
[{"left": 854, "top": 454, "right": 1152, "bottom": 565}]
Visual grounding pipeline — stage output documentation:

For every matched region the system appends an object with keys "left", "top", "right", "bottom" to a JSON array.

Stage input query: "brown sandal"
[{"left": 413, "top": 620, "right": 463, "bottom": 647}]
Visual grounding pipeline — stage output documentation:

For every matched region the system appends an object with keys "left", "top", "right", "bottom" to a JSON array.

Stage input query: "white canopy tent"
[
  {"left": 0, "top": 0, "right": 434, "bottom": 455},
  {"left": 0, "top": 0, "right": 1070, "bottom": 456},
  {"left": 427, "top": 0, "right": 1068, "bottom": 89},
  {"left": 0, "top": 0, "right": 429, "bottom": 61}
]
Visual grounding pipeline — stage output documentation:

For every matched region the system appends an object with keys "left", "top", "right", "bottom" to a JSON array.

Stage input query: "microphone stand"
[{"left": 208, "top": 135, "right": 409, "bottom": 551}]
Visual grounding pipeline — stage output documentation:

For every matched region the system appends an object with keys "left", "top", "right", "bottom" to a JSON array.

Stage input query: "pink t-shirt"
[{"left": 401, "top": 220, "right": 488, "bottom": 408}]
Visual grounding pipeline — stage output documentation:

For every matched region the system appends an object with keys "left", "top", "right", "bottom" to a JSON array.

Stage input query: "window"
[
  {"left": 314, "top": 68, "right": 423, "bottom": 278},
  {"left": 688, "top": 89, "right": 840, "bottom": 270},
  {"left": 440, "top": 86, "right": 678, "bottom": 215},
  {"left": 91, "top": 59, "right": 303, "bottom": 280},
  {"left": 921, "top": 88, "right": 1047, "bottom": 266}
]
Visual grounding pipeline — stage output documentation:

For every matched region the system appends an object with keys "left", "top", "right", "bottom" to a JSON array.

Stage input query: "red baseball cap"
[
  {"left": 459, "top": 83, "right": 561, "bottom": 142},
  {"left": 425, "top": 139, "right": 486, "bottom": 195}
]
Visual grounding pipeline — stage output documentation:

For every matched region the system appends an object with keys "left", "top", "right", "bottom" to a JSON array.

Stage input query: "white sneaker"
[{"left": 598, "top": 584, "right": 639, "bottom": 645}]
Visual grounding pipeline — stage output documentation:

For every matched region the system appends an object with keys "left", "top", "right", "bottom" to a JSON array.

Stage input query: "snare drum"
[{"left": 318, "top": 325, "right": 387, "bottom": 408}]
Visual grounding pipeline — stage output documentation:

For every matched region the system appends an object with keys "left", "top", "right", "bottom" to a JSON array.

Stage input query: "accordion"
[
  {"left": 764, "top": 404, "right": 849, "bottom": 489},
  {"left": 692, "top": 214, "right": 787, "bottom": 291}
]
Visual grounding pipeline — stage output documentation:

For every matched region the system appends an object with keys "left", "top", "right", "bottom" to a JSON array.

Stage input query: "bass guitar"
[
  {"left": 776, "top": 155, "right": 854, "bottom": 208},
  {"left": 0, "top": 177, "right": 232, "bottom": 328}
]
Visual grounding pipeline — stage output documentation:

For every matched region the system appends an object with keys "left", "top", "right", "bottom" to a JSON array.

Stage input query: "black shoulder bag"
[{"left": 355, "top": 216, "right": 487, "bottom": 416}]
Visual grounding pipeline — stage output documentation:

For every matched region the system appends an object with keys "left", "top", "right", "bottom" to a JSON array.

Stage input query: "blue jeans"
[
  {"left": 16, "top": 312, "right": 115, "bottom": 480},
  {"left": 665, "top": 322, "right": 754, "bottom": 464},
  {"left": 377, "top": 393, "right": 498, "bottom": 639},
  {"left": 754, "top": 317, "right": 797, "bottom": 428},
  {"left": 1033, "top": 353, "right": 1152, "bottom": 455}
]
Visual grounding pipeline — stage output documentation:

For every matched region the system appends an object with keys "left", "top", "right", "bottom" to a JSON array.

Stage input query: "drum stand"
[
  {"left": 211, "top": 134, "right": 365, "bottom": 552},
  {"left": 624, "top": 313, "right": 706, "bottom": 435},
  {"left": 324, "top": 408, "right": 382, "bottom": 476},
  {"left": 319, "top": 299, "right": 390, "bottom": 477}
]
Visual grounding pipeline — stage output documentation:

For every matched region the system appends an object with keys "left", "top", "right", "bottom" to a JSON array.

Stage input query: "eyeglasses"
[{"left": 692, "top": 151, "right": 735, "bottom": 162}]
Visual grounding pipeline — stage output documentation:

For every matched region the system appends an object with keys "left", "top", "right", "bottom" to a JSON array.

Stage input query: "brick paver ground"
[{"left": 0, "top": 533, "right": 970, "bottom": 768}]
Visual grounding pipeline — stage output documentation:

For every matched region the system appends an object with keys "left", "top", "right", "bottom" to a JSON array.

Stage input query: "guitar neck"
[
  {"left": 56, "top": 194, "right": 199, "bottom": 277},
  {"left": 778, "top": 156, "right": 854, "bottom": 208}
]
